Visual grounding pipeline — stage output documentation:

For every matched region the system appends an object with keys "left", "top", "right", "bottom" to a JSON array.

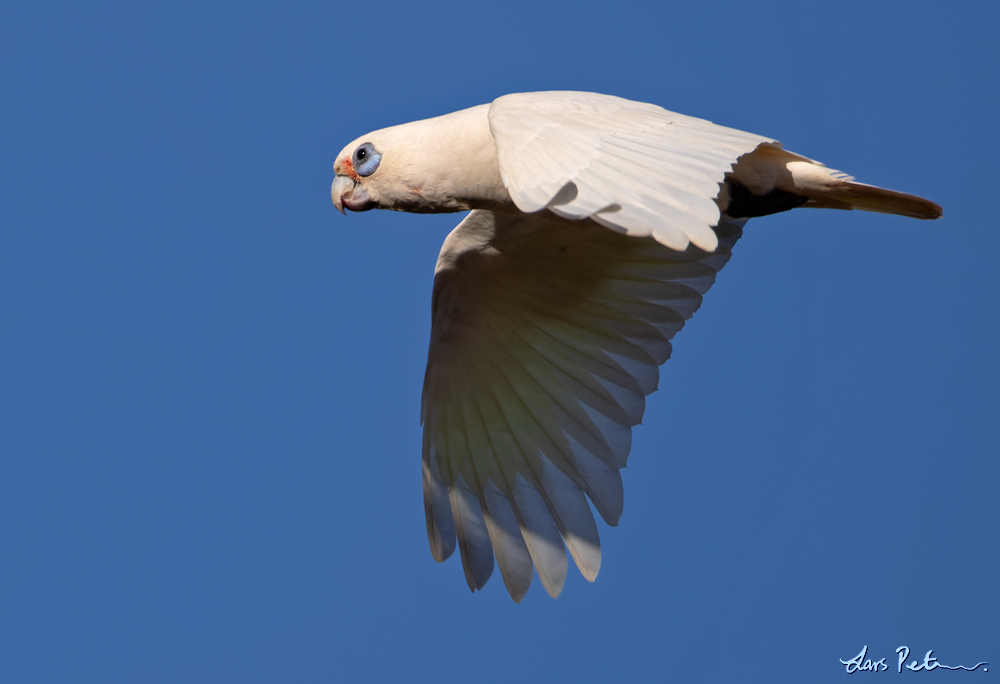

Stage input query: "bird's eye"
[{"left": 352, "top": 142, "right": 381, "bottom": 177}]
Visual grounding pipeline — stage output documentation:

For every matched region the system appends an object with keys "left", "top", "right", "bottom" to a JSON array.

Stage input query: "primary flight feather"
[{"left": 331, "top": 91, "right": 941, "bottom": 602}]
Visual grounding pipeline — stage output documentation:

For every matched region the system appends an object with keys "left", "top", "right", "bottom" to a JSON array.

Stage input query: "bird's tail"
[
  {"left": 726, "top": 143, "right": 942, "bottom": 220},
  {"left": 800, "top": 179, "right": 942, "bottom": 219}
]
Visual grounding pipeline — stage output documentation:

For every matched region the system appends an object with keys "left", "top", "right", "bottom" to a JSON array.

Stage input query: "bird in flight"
[{"left": 331, "top": 91, "right": 941, "bottom": 602}]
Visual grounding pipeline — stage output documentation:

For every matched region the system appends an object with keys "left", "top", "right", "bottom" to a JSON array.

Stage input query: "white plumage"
[{"left": 331, "top": 91, "right": 940, "bottom": 602}]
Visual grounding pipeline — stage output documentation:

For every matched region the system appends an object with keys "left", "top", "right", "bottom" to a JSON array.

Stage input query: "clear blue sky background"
[{"left": 2, "top": 1, "right": 997, "bottom": 681}]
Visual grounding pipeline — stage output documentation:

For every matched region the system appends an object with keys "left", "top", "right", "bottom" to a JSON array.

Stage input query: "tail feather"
[
  {"left": 727, "top": 143, "right": 942, "bottom": 221},
  {"left": 806, "top": 181, "right": 943, "bottom": 219}
]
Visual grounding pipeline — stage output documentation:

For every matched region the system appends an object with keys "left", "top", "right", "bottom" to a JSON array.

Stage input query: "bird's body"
[{"left": 331, "top": 91, "right": 940, "bottom": 602}]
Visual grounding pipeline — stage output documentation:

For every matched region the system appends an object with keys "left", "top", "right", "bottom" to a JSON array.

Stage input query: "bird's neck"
[{"left": 388, "top": 104, "right": 513, "bottom": 212}]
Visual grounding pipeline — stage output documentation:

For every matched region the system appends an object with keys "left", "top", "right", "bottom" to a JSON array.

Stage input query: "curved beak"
[
  {"left": 331, "top": 175, "right": 351, "bottom": 214},
  {"left": 331, "top": 174, "right": 372, "bottom": 213}
]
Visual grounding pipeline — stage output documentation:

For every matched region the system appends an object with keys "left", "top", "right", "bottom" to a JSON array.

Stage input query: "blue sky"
[{"left": 1, "top": 1, "right": 997, "bottom": 681}]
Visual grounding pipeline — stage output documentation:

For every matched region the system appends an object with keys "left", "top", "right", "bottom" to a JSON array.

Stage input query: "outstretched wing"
[
  {"left": 487, "top": 91, "right": 772, "bottom": 253},
  {"left": 420, "top": 209, "right": 745, "bottom": 601}
]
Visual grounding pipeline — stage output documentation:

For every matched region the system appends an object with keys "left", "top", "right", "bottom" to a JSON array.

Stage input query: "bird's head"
[
  {"left": 332, "top": 121, "right": 441, "bottom": 214},
  {"left": 332, "top": 105, "right": 503, "bottom": 216},
  {"left": 331, "top": 135, "right": 386, "bottom": 214}
]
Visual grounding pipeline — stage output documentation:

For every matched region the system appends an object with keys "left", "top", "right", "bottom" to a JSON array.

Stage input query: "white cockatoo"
[{"left": 331, "top": 91, "right": 941, "bottom": 602}]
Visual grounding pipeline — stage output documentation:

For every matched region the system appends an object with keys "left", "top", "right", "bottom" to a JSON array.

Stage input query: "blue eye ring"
[{"left": 352, "top": 142, "right": 381, "bottom": 177}]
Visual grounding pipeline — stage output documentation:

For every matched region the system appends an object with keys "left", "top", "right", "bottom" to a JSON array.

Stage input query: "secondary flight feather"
[{"left": 330, "top": 91, "right": 941, "bottom": 602}]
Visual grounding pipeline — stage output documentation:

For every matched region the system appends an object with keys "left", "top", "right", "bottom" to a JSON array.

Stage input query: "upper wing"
[
  {"left": 487, "top": 91, "right": 772, "bottom": 253},
  {"left": 421, "top": 209, "right": 745, "bottom": 601}
]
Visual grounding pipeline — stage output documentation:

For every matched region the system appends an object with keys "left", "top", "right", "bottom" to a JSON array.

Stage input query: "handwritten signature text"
[{"left": 840, "top": 645, "right": 987, "bottom": 674}]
